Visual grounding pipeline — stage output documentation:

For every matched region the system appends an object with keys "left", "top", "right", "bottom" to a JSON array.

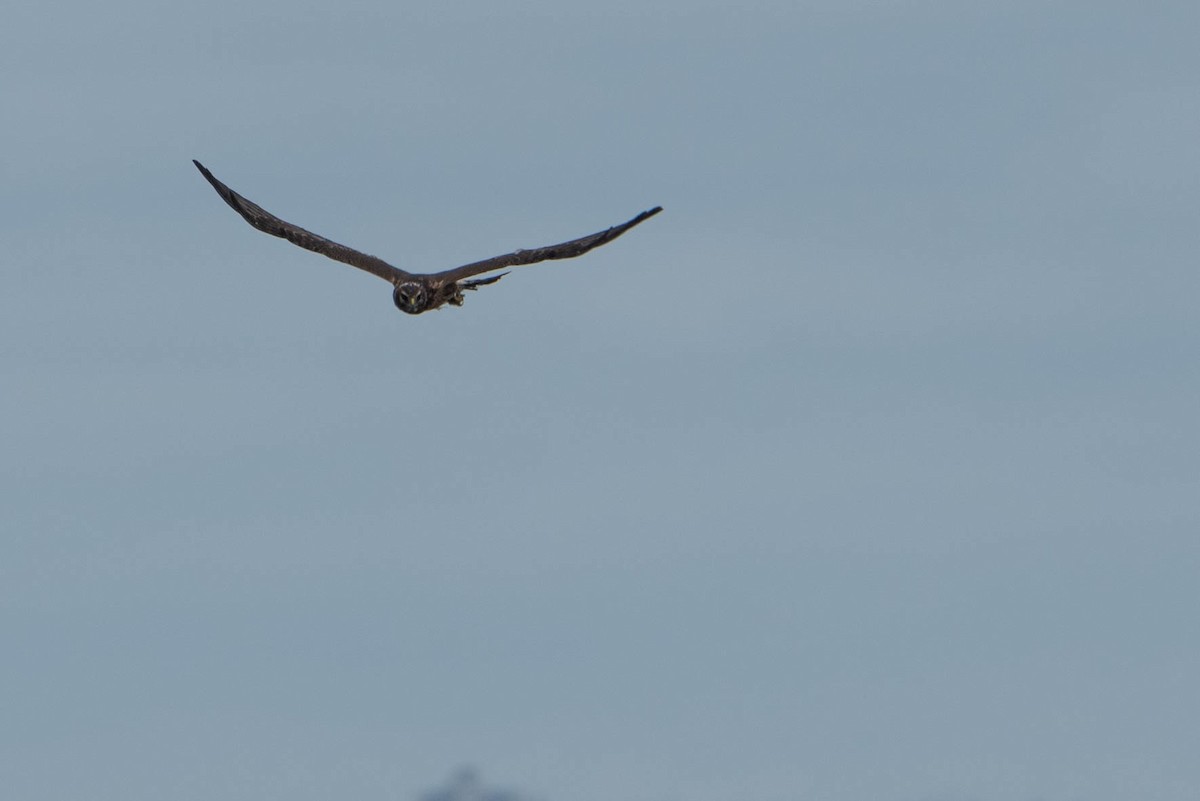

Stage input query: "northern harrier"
[{"left": 193, "top": 160, "right": 662, "bottom": 315}]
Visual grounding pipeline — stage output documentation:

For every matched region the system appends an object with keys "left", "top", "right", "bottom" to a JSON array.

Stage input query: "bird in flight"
[{"left": 193, "top": 160, "right": 662, "bottom": 315}]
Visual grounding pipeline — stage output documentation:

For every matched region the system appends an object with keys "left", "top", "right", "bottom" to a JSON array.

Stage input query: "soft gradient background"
[{"left": 3, "top": 2, "right": 1198, "bottom": 800}]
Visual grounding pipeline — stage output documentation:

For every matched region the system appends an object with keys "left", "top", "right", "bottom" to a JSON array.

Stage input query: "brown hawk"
[{"left": 193, "top": 160, "right": 662, "bottom": 315}]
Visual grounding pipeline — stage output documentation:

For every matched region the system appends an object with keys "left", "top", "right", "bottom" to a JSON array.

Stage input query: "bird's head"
[{"left": 393, "top": 282, "right": 429, "bottom": 314}]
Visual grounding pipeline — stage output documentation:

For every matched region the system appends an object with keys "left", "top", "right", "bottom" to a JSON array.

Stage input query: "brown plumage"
[{"left": 193, "top": 160, "right": 662, "bottom": 315}]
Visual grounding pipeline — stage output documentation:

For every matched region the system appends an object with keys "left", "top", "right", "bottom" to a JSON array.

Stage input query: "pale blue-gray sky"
[{"left": 3, "top": 2, "right": 1198, "bottom": 800}]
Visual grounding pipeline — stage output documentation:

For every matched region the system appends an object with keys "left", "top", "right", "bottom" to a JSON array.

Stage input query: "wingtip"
[{"left": 636, "top": 206, "right": 664, "bottom": 225}]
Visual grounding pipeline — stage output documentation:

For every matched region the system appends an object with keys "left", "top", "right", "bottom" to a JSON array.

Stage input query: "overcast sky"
[{"left": 3, "top": 2, "right": 1198, "bottom": 800}]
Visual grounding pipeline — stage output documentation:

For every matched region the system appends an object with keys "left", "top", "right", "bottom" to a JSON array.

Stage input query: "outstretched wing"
[
  {"left": 193, "top": 160, "right": 412, "bottom": 284},
  {"left": 429, "top": 206, "right": 663, "bottom": 286}
]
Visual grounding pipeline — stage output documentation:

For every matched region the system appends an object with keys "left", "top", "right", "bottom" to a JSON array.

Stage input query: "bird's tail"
[{"left": 460, "top": 272, "right": 509, "bottom": 291}]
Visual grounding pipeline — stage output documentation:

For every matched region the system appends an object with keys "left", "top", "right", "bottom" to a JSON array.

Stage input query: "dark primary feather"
[
  {"left": 430, "top": 206, "right": 664, "bottom": 286},
  {"left": 192, "top": 160, "right": 411, "bottom": 284}
]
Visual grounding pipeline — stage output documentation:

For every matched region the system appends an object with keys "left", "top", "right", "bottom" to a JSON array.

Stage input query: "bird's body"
[{"left": 192, "top": 160, "right": 661, "bottom": 315}]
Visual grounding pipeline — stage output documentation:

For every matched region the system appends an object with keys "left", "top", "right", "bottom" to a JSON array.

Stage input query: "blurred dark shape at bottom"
[{"left": 420, "top": 766, "right": 532, "bottom": 801}]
